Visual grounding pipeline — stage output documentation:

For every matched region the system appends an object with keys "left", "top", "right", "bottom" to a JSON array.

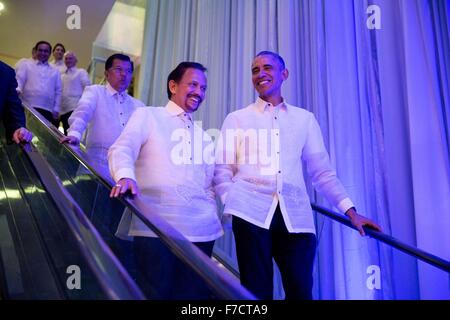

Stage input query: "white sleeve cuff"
[
  {"left": 114, "top": 168, "right": 136, "bottom": 182},
  {"left": 67, "top": 131, "right": 82, "bottom": 140},
  {"left": 337, "top": 198, "right": 355, "bottom": 214}
]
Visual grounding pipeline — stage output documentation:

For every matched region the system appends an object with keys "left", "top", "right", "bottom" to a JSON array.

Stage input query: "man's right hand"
[
  {"left": 60, "top": 135, "right": 79, "bottom": 145},
  {"left": 110, "top": 178, "right": 140, "bottom": 198}
]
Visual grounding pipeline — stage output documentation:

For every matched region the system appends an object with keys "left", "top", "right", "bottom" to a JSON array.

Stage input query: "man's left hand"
[{"left": 12, "top": 127, "right": 33, "bottom": 144}]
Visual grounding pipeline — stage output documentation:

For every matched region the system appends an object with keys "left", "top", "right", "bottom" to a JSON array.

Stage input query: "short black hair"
[
  {"left": 105, "top": 53, "right": 134, "bottom": 72},
  {"left": 34, "top": 40, "right": 52, "bottom": 53},
  {"left": 255, "top": 51, "right": 286, "bottom": 70},
  {"left": 167, "top": 62, "right": 207, "bottom": 99},
  {"left": 53, "top": 43, "right": 66, "bottom": 53}
]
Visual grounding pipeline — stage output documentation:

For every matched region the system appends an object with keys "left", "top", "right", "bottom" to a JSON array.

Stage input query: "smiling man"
[
  {"left": 108, "top": 61, "right": 223, "bottom": 299},
  {"left": 16, "top": 40, "right": 62, "bottom": 128},
  {"left": 214, "top": 51, "right": 381, "bottom": 300}
]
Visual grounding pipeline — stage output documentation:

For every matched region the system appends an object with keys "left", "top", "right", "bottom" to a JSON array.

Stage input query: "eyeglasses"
[{"left": 109, "top": 67, "right": 133, "bottom": 75}]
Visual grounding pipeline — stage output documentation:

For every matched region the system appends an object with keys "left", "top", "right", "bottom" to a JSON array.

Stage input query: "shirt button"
[
  {"left": 120, "top": 112, "right": 123, "bottom": 115},
  {"left": 188, "top": 126, "right": 190, "bottom": 128},
  {"left": 275, "top": 117, "right": 278, "bottom": 119},
  {"left": 278, "top": 170, "right": 281, "bottom": 173}
]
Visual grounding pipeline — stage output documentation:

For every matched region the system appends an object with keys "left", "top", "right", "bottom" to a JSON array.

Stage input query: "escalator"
[
  {"left": 1, "top": 104, "right": 448, "bottom": 300},
  {"left": 0, "top": 106, "right": 253, "bottom": 300},
  {"left": 0, "top": 130, "right": 141, "bottom": 299}
]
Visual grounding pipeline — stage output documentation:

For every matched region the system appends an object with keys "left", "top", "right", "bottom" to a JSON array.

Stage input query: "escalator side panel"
[{"left": 0, "top": 143, "right": 63, "bottom": 299}]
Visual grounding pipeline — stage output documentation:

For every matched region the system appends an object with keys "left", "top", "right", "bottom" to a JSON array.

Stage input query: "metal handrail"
[
  {"left": 312, "top": 203, "right": 450, "bottom": 273},
  {"left": 17, "top": 140, "right": 145, "bottom": 300},
  {"left": 24, "top": 104, "right": 255, "bottom": 300}
]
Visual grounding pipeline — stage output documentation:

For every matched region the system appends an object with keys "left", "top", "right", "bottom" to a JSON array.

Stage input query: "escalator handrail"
[
  {"left": 24, "top": 104, "right": 255, "bottom": 300},
  {"left": 18, "top": 141, "right": 146, "bottom": 299},
  {"left": 312, "top": 203, "right": 450, "bottom": 273}
]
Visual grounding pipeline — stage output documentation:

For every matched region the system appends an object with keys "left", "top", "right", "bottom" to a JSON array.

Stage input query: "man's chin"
[
  {"left": 256, "top": 86, "right": 269, "bottom": 94},
  {"left": 187, "top": 104, "right": 200, "bottom": 112}
]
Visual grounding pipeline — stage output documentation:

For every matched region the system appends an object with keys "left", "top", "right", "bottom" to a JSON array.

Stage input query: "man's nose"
[
  {"left": 257, "top": 69, "right": 267, "bottom": 78},
  {"left": 193, "top": 86, "right": 203, "bottom": 97}
]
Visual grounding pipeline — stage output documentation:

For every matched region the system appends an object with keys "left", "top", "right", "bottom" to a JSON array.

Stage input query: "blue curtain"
[{"left": 138, "top": 0, "right": 450, "bottom": 299}]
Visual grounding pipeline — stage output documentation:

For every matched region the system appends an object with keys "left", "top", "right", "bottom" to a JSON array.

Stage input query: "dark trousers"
[
  {"left": 72, "top": 178, "right": 136, "bottom": 276},
  {"left": 59, "top": 111, "right": 73, "bottom": 135},
  {"left": 35, "top": 107, "right": 60, "bottom": 128},
  {"left": 232, "top": 205, "right": 317, "bottom": 300},
  {"left": 133, "top": 237, "right": 215, "bottom": 300}
]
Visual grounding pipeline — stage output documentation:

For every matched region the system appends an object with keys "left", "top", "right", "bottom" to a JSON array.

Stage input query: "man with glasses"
[
  {"left": 61, "top": 53, "right": 144, "bottom": 175},
  {"left": 60, "top": 54, "right": 145, "bottom": 271},
  {"left": 16, "top": 40, "right": 62, "bottom": 127}
]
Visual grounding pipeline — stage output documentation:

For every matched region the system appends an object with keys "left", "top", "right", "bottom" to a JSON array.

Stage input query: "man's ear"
[
  {"left": 169, "top": 80, "right": 177, "bottom": 96},
  {"left": 282, "top": 68, "right": 289, "bottom": 81}
]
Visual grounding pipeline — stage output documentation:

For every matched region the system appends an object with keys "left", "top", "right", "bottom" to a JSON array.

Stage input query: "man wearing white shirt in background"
[
  {"left": 61, "top": 53, "right": 145, "bottom": 274},
  {"left": 61, "top": 53, "right": 145, "bottom": 175},
  {"left": 214, "top": 51, "right": 382, "bottom": 300},
  {"left": 109, "top": 62, "right": 223, "bottom": 299},
  {"left": 16, "top": 40, "right": 61, "bottom": 128},
  {"left": 59, "top": 51, "right": 91, "bottom": 135}
]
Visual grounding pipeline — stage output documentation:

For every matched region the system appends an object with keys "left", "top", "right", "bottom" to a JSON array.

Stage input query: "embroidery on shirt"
[
  {"left": 282, "top": 183, "right": 305, "bottom": 205},
  {"left": 176, "top": 185, "right": 195, "bottom": 204}
]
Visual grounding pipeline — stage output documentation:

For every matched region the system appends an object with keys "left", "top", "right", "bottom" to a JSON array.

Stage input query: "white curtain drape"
[{"left": 137, "top": 0, "right": 450, "bottom": 299}]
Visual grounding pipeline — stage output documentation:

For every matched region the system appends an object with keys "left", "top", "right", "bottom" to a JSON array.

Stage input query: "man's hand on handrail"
[
  {"left": 110, "top": 177, "right": 140, "bottom": 198},
  {"left": 60, "top": 135, "right": 80, "bottom": 145},
  {"left": 13, "top": 127, "right": 33, "bottom": 144},
  {"left": 345, "top": 207, "right": 382, "bottom": 236}
]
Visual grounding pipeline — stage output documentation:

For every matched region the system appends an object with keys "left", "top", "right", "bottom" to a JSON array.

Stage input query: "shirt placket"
[
  {"left": 38, "top": 64, "right": 47, "bottom": 92},
  {"left": 179, "top": 113, "right": 193, "bottom": 176},
  {"left": 116, "top": 93, "right": 127, "bottom": 128},
  {"left": 270, "top": 104, "right": 282, "bottom": 199}
]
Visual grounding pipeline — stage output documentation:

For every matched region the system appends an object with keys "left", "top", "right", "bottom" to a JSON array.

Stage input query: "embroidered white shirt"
[
  {"left": 214, "top": 97, "right": 354, "bottom": 234},
  {"left": 108, "top": 101, "right": 224, "bottom": 242},
  {"left": 15, "top": 59, "right": 62, "bottom": 113},
  {"left": 60, "top": 67, "right": 91, "bottom": 114},
  {"left": 67, "top": 83, "right": 145, "bottom": 173}
]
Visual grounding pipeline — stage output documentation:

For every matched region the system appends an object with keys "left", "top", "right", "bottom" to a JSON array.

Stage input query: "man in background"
[
  {"left": 61, "top": 53, "right": 144, "bottom": 175},
  {"left": 59, "top": 51, "right": 91, "bottom": 135},
  {"left": 1, "top": 60, "right": 32, "bottom": 143},
  {"left": 16, "top": 40, "right": 61, "bottom": 128}
]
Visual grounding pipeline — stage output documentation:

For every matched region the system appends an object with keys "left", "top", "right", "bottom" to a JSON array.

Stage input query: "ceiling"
[{"left": 0, "top": 0, "right": 116, "bottom": 68}]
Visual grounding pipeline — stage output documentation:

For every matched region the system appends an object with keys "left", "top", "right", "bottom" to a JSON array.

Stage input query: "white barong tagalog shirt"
[
  {"left": 67, "top": 83, "right": 145, "bottom": 173},
  {"left": 214, "top": 97, "right": 354, "bottom": 234},
  {"left": 108, "top": 101, "right": 223, "bottom": 242}
]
